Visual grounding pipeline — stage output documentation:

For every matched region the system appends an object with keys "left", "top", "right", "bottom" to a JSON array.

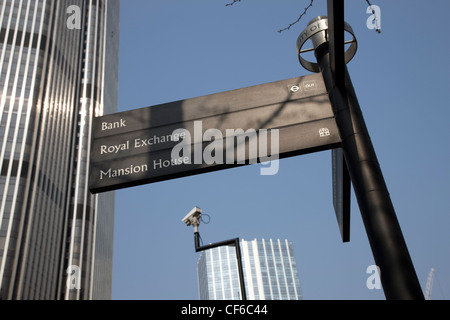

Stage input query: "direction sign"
[
  {"left": 332, "top": 148, "right": 351, "bottom": 242},
  {"left": 90, "top": 74, "right": 342, "bottom": 193}
]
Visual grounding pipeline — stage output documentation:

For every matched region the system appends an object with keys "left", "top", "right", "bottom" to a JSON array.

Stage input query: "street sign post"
[
  {"left": 90, "top": 74, "right": 342, "bottom": 193},
  {"left": 296, "top": 3, "right": 424, "bottom": 299},
  {"left": 332, "top": 148, "right": 351, "bottom": 243}
]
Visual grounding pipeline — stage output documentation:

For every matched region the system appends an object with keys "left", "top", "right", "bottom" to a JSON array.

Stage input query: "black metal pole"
[
  {"left": 233, "top": 239, "right": 247, "bottom": 301},
  {"left": 315, "top": 42, "right": 424, "bottom": 300},
  {"left": 194, "top": 232, "right": 247, "bottom": 300}
]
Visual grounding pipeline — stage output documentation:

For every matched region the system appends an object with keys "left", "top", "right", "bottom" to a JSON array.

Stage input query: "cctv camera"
[{"left": 182, "top": 207, "right": 202, "bottom": 228}]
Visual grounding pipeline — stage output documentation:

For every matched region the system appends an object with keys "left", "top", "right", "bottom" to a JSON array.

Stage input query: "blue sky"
[{"left": 111, "top": 0, "right": 450, "bottom": 300}]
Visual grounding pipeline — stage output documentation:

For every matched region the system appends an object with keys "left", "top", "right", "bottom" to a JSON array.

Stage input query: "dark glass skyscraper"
[{"left": 0, "top": 0, "right": 119, "bottom": 300}]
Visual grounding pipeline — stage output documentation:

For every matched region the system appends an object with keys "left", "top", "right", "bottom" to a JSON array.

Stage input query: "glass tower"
[
  {"left": 197, "top": 239, "right": 303, "bottom": 300},
  {"left": 0, "top": 0, "right": 119, "bottom": 300}
]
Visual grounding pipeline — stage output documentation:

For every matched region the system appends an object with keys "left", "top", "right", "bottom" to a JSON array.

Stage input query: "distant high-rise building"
[
  {"left": 197, "top": 239, "right": 302, "bottom": 300},
  {"left": 0, "top": 0, "right": 119, "bottom": 300}
]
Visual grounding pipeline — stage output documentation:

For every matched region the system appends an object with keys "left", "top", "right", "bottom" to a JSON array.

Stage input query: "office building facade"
[
  {"left": 0, "top": 0, "right": 119, "bottom": 299},
  {"left": 197, "top": 239, "right": 302, "bottom": 300}
]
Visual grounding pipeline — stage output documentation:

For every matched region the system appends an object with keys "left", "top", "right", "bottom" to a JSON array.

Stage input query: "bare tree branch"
[
  {"left": 224, "top": 0, "right": 379, "bottom": 35},
  {"left": 277, "top": 0, "right": 314, "bottom": 33},
  {"left": 226, "top": 0, "right": 241, "bottom": 6},
  {"left": 225, "top": 0, "right": 314, "bottom": 32}
]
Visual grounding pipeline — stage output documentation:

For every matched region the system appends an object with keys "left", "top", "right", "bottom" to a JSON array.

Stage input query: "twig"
[
  {"left": 226, "top": 0, "right": 241, "bottom": 6},
  {"left": 277, "top": 0, "right": 314, "bottom": 33}
]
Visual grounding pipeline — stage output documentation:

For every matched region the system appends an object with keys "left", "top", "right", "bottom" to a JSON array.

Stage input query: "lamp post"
[
  {"left": 182, "top": 207, "right": 247, "bottom": 300},
  {"left": 297, "top": 15, "right": 424, "bottom": 300}
]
